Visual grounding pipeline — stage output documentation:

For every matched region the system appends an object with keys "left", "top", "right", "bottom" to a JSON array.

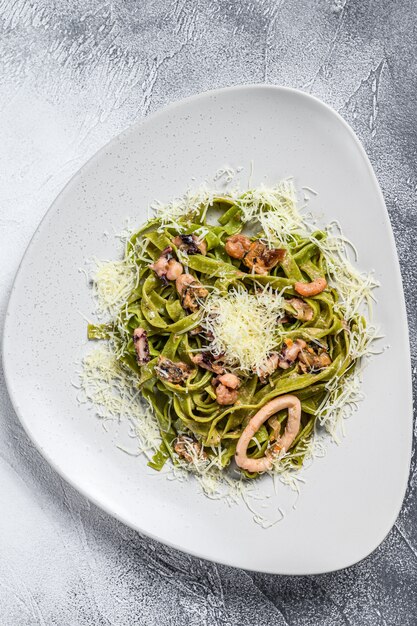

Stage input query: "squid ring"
[{"left": 235, "top": 395, "right": 301, "bottom": 473}]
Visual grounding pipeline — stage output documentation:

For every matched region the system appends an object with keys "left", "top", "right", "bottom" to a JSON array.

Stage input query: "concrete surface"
[{"left": 0, "top": 0, "right": 416, "bottom": 624}]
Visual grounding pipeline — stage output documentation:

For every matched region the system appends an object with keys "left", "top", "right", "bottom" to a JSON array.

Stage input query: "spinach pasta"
[{"left": 85, "top": 181, "right": 376, "bottom": 483}]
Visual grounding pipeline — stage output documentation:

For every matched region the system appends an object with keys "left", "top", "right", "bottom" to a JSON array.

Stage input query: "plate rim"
[{"left": 2, "top": 84, "right": 413, "bottom": 575}]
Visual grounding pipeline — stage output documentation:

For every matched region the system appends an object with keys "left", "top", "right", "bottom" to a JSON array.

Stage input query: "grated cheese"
[
  {"left": 168, "top": 444, "right": 247, "bottom": 504},
  {"left": 152, "top": 179, "right": 303, "bottom": 245},
  {"left": 234, "top": 180, "right": 305, "bottom": 245},
  {"left": 79, "top": 346, "right": 249, "bottom": 504},
  {"left": 78, "top": 345, "right": 161, "bottom": 455},
  {"left": 152, "top": 186, "right": 214, "bottom": 232},
  {"left": 92, "top": 258, "right": 138, "bottom": 319},
  {"left": 213, "top": 166, "right": 239, "bottom": 183},
  {"left": 315, "top": 363, "right": 366, "bottom": 441},
  {"left": 200, "top": 285, "right": 285, "bottom": 375},
  {"left": 309, "top": 222, "right": 379, "bottom": 321},
  {"left": 81, "top": 170, "right": 380, "bottom": 528}
]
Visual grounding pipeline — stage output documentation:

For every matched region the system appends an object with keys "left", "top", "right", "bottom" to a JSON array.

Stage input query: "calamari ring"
[{"left": 235, "top": 395, "right": 301, "bottom": 473}]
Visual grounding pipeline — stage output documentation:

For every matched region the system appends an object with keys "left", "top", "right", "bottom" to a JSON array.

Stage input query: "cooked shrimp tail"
[{"left": 294, "top": 277, "right": 327, "bottom": 297}]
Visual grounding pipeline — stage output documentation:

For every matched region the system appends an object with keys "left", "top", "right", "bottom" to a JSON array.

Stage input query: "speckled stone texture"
[{"left": 0, "top": 1, "right": 416, "bottom": 624}]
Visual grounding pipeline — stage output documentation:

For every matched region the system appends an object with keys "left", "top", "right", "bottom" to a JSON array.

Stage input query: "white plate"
[{"left": 3, "top": 86, "right": 412, "bottom": 575}]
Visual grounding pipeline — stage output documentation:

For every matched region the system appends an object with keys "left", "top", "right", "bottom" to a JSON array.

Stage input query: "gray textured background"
[{"left": 1, "top": 1, "right": 416, "bottom": 624}]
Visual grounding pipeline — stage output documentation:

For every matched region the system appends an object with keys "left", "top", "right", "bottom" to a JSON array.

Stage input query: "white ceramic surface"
[{"left": 3, "top": 86, "right": 412, "bottom": 575}]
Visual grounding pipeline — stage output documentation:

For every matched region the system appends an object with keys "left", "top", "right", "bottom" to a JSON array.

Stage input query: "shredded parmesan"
[
  {"left": 152, "top": 179, "right": 303, "bottom": 245},
  {"left": 78, "top": 345, "right": 161, "bottom": 455},
  {"left": 200, "top": 285, "right": 285, "bottom": 375},
  {"left": 308, "top": 222, "right": 379, "bottom": 320},
  {"left": 235, "top": 180, "right": 305, "bottom": 245},
  {"left": 168, "top": 444, "right": 247, "bottom": 504},
  {"left": 92, "top": 258, "right": 138, "bottom": 319},
  {"left": 152, "top": 186, "right": 214, "bottom": 232},
  {"left": 315, "top": 368, "right": 365, "bottom": 440},
  {"left": 213, "top": 166, "right": 239, "bottom": 183},
  {"left": 81, "top": 170, "right": 380, "bottom": 528}
]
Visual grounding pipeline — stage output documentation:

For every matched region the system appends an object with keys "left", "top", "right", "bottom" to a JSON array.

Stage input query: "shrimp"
[
  {"left": 278, "top": 339, "right": 306, "bottom": 369},
  {"left": 257, "top": 352, "right": 280, "bottom": 383},
  {"left": 174, "top": 435, "right": 207, "bottom": 463},
  {"left": 285, "top": 297, "right": 314, "bottom": 321},
  {"left": 215, "top": 385, "right": 239, "bottom": 405},
  {"left": 294, "top": 277, "right": 327, "bottom": 297},
  {"left": 149, "top": 254, "right": 168, "bottom": 278},
  {"left": 217, "top": 373, "right": 240, "bottom": 389},
  {"left": 172, "top": 234, "right": 207, "bottom": 255},
  {"left": 191, "top": 352, "right": 225, "bottom": 375},
  {"left": 149, "top": 246, "right": 183, "bottom": 282},
  {"left": 234, "top": 394, "right": 301, "bottom": 473},
  {"left": 133, "top": 328, "right": 150, "bottom": 365},
  {"left": 243, "top": 241, "right": 285, "bottom": 275},
  {"left": 298, "top": 346, "right": 332, "bottom": 373},
  {"left": 155, "top": 356, "right": 192, "bottom": 384},
  {"left": 176, "top": 273, "right": 208, "bottom": 313},
  {"left": 225, "top": 234, "right": 251, "bottom": 259},
  {"left": 212, "top": 372, "right": 241, "bottom": 405},
  {"left": 166, "top": 260, "right": 184, "bottom": 280}
]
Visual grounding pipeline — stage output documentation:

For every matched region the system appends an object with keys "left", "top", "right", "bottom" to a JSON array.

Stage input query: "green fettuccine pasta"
[{"left": 87, "top": 183, "right": 374, "bottom": 479}]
